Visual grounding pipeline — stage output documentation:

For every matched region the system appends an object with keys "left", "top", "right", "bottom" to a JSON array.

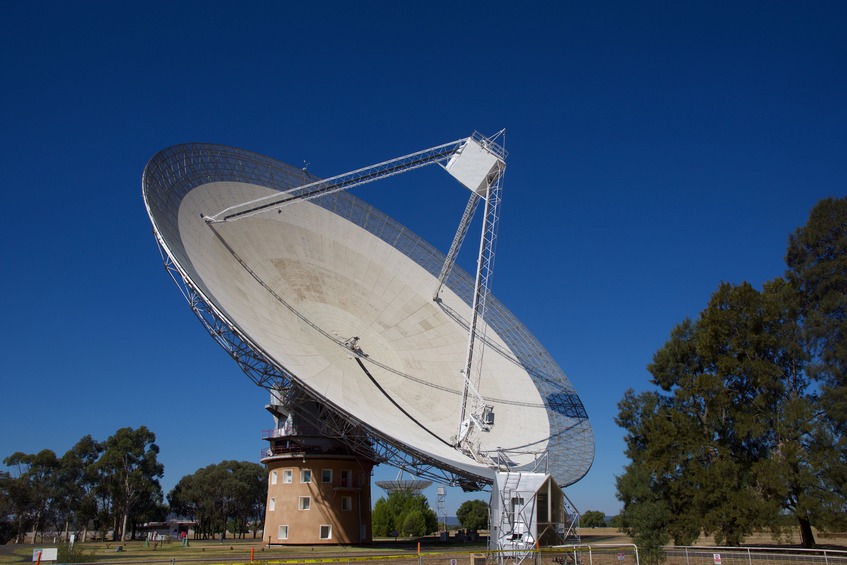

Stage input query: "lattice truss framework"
[{"left": 143, "top": 143, "right": 594, "bottom": 489}]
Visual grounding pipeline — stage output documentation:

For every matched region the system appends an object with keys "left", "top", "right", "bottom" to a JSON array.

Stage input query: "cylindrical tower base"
[{"left": 263, "top": 450, "right": 374, "bottom": 545}]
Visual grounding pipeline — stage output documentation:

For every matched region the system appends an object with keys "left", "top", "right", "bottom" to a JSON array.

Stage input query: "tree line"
[
  {"left": 616, "top": 197, "right": 847, "bottom": 557},
  {"left": 371, "top": 492, "right": 489, "bottom": 537},
  {"left": 168, "top": 460, "right": 267, "bottom": 539},
  {"left": 372, "top": 491, "right": 438, "bottom": 537},
  {"left": 0, "top": 426, "right": 267, "bottom": 544}
]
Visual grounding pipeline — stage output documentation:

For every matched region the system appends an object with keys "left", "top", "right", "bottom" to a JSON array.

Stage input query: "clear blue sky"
[{"left": 1, "top": 2, "right": 845, "bottom": 517}]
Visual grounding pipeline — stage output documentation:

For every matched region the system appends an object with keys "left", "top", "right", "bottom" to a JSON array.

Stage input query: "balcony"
[
  {"left": 260, "top": 445, "right": 306, "bottom": 461},
  {"left": 262, "top": 428, "right": 289, "bottom": 440}
]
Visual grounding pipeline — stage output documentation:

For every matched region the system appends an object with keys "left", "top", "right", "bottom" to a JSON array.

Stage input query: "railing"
[
  {"left": 663, "top": 546, "right": 847, "bottom": 565},
  {"left": 259, "top": 446, "right": 305, "bottom": 460},
  {"left": 23, "top": 541, "right": 847, "bottom": 565},
  {"left": 540, "top": 543, "right": 640, "bottom": 565},
  {"left": 261, "top": 428, "right": 289, "bottom": 440}
]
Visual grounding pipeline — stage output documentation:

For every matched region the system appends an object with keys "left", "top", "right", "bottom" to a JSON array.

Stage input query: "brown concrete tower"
[{"left": 262, "top": 392, "right": 375, "bottom": 545}]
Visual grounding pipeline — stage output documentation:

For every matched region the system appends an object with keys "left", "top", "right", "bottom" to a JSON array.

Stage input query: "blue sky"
[{"left": 1, "top": 2, "right": 845, "bottom": 517}]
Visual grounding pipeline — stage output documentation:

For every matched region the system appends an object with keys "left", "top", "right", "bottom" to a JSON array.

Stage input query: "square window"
[
  {"left": 278, "top": 525, "right": 288, "bottom": 540},
  {"left": 299, "top": 496, "right": 311, "bottom": 510},
  {"left": 269, "top": 497, "right": 276, "bottom": 511},
  {"left": 341, "top": 496, "right": 352, "bottom": 511},
  {"left": 283, "top": 469, "right": 292, "bottom": 484},
  {"left": 300, "top": 469, "right": 312, "bottom": 483},
  {"left": 319, "top": 525, "right": 332, "bottom": 540},
  {"left": 321, "top": 469, "right": 332, "bottom": 483},
  {"left": 270, "top": 470, "right": 278, "bottom": 485}
]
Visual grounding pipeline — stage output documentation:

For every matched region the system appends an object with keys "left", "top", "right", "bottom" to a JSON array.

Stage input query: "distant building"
[{"left": 138, "top": 519, "right": 196, "bottom": 541}]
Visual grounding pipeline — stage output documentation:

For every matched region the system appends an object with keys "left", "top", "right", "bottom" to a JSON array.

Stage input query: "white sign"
[
  {"left": 32, "top": 548, "right": 58, "bottom": 562},
  {"left": 714, "top": 554, "right": 722, "bottom": 565}
]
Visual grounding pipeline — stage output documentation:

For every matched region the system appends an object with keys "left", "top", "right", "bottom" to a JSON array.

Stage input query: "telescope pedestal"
[{"left": 261, "top": 393, "right": 375, "bottom": 545}]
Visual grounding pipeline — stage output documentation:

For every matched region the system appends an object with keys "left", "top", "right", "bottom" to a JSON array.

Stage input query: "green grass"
[{"left": 0, "top": 537, "right": 482, "bottom": 564}]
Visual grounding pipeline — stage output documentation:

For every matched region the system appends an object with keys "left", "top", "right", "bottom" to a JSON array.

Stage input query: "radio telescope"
[
  {"left": 376, "top": 470, "right": 432, "bottom": 496},
  {"left": 143, "top": 132, "right": 593, "bottom": 557}
]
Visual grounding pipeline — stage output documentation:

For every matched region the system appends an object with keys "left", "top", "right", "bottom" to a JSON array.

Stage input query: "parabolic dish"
[{"left": 142, "top": 142, "right": 593, "bottom": 487}]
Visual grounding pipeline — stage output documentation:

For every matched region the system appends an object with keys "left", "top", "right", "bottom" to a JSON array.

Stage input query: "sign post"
[{"left": 32, "top": 549, "right": 57, "bottom": 563}]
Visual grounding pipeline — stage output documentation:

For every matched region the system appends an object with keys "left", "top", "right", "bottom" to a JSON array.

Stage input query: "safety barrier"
[
  {"left": 36, "top": 543, "right": 847, "bottom": 565},
  {"left": 663, "top": 547, "right": 847, "bottom": 565}
]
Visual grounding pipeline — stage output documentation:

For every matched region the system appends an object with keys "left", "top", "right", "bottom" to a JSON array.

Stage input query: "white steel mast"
[{"left": 446, "top": 131, "right": 506, "bottom": 460}]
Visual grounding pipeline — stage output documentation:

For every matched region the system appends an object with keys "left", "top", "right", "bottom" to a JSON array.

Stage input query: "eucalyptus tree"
[
  {"left": 3, "top": 450, "right": 60, "bottom": 543},
  {"left": 168, "top": 460, "right": 266, "bottom": 540},
  {"left": 232, "top": 460, "right": 267, "bottom": 538},
  {"left": 0, "top": 471, "right": 19, "bottom": 544},
  {"left": 55, "top": 435, "right": 103, "bottom": 541},
  {"left": 97, "top": 426, "right": 164, "bottom": 541},
  {"left": 168, "top": 473, "right": 206, "bottom": 535}
]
